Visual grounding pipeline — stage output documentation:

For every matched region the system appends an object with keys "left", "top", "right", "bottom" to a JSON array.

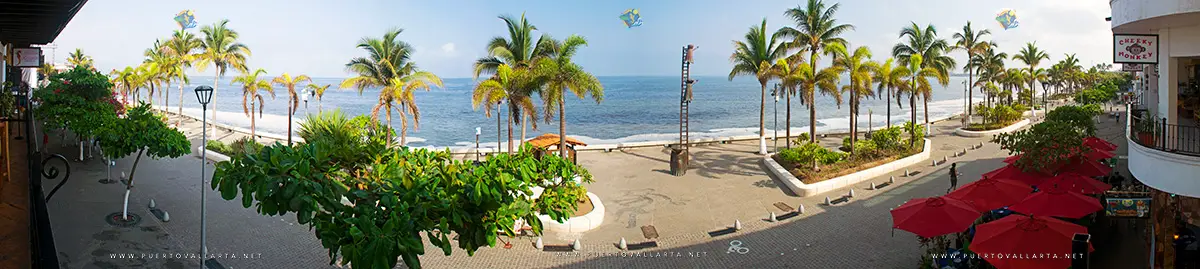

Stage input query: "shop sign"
[
  {"left": 1113, "top": 34, "right": 1158, "bottom": 64},
  {"left": 11, "top": 47, "right": 42, "bottom": 67},
  {"left": 1104, "top": 198, "right": 1151, "bottom": 218},
  {"left": 1122, "top": 64, "right": 1141, "bottom": 72}
]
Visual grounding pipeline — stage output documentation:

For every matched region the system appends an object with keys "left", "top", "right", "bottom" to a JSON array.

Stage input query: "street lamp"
[
  {"left": 193, "top": 85, "right": 213, "bottom": 268},
  {"left": 772, "top": 84, "right": 779, "bottom": 153},
  {"left": 475, "top": 127, "right": 481, "bottom": 162},
  {"left": 303, "top": 91, "right": 310, "bottom": 115}
]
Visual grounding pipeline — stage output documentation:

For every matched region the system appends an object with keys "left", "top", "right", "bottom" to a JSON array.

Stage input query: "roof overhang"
[{"left": 0, "top": 0, "right": 88, "bottom": 47}]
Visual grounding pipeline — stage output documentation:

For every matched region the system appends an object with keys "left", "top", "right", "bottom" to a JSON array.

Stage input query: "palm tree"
[
  {"left": 1028, "top": 68, "right": 1048, "bottom": 107},
  {"left": 37, "top": 64, "right": 57, "bottom": 85},
  {"left": 272, "top": 73, "right": 312, "bottom": 145},
  {"left": 164, "top": 29, "right": 202, "bottom": 124},
  {"left": 536, "top": 35, "right": 604, "bottom": 157},
  {"left": 143, "top": 40, "right": 173, "bottom": 108},
  {"left": 901, "top": 54, "right": 947, "bottom": 143},
  {"left": 1002, "top": 68, "right": 1026, "bottom": 105},
  {"left": 829, "top": 43, "right": 877, "bottom": 151},
  {"left": 342, "top": 28, "right": 444, "bottom": 146},
  {"left": 729, "top": 18, "right": 788, "bottom": 154},
  {"left": 795, "top": 63, "right": 843, "bottom": 167},
  {"left": 1014, "top": 42, "right": 1050, "bottom": 107},
  {"left": 232, "top": 68, "right": 274, "bottom": 139},
  {"left": 873, "top": 58, "right": 908, "bottom": 129},
  {"left": 67, "top": 48, "right": 94, "bottom": 69},
  {"left": 779, "top": 0, "right": 854, "bottom": 143},
  {"left": 196, "top": 19, "right": 251, "bottom": 137},
  {"left": 952, "top": 22, "right": 991, "bottom": 117},
  {"left": 473, "top": 13, "right": 553, "bottom": 151},
  {"left": 770, "top": 54, "right": 807, "bottom": 147},
  {"left": 110, "top": 67, "right": 137, "bottom": 103},
  {"left": 472, "top": 64, "right": 541, "bottom": 153},
  {"left": 133, "top": 63, "right": 159, "bottom": 105},
  {"left": 893, "top": 23, "right": 955, "bottom": 130},
  {"left": 1060, "top": 53, "right": 1082, "bottom": 92},
  {"left": 305, "top": 84, "right": 331, "bottom": 112}
]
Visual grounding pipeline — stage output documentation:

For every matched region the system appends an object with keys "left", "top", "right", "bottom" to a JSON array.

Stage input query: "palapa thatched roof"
[{"left": 525, "top": 133, "right": 588, "bottom": 149}]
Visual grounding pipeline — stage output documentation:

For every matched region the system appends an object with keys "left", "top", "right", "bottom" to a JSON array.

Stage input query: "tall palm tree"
[
  {"left": 272, "top": 73, "right": 312, "bottom": 145},
  {"left": 770, "top": 54, "right": 807, "bottom": 147},
  {"left": 795, "top": 64, "right": 843, "bottom": 167},
  {"left": 133, "top": 63, "right": 159, "bottom": 105},
  {"left": 1002, "top": 68, "right": 1026, "bottom": 105},
  {"left": 952, "top": 22, "right": 991, "bottom": 117},
  {"left": 779, "top": 0, "right": 854, "bottom": 143},
  {"left": 893, "top": 23, "right": 955, "bottom": 130},
  {"left": 1060, "top": 53, "right": 1082, "bottom": 92},
  {"left": 164, "top": 29, "right": 202, "bottom": 124},
  {"left": 143, "top": 40, "right": 174, "bottom": 108},
  {"left": 110, "top": 67, "right": 137, "bottom": 103},
  {"left": 67, "top": 48, "right": 94, "bottom": 69},
  {"left": 729, "top": 18, "right": 788, "bottom": 154},
  {"left": 1014, "top": 42, "right": 1050, "bottom": 106},
  {"left": 196, "top": 19, "right": 251, "bottom": 137},
  {"left": 1028, "top": 68, "right": 1048, "bottom": 107},
  {"left": 873, "top": 58, "right": 909, "bottom": 129},
  {"left": 305, "top": 84, "right": 331, "bottom": 112},
  {"left": 472, "top": 13, "right": 551, "bottom": 78},
  {"left": 472, "top": 64, "right": 541, "bottom": 153},
  {"left": 342, "top": 28, "right": 444, "bottom": 146},
  {"left": 830, "top": 43, "right": 877, "bottom": 150},
  {"left": 232, "top": 68, "right": 274, "bottom": 139},
  {"left": 901, "top": 54, "right": 946, "bottom": 142},
  {"left": 536, "top": 35, "right": 604, "bottom": 157}
]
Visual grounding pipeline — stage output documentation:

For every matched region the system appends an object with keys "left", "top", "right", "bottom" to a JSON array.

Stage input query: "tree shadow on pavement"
[{"left": 688, "top": 149, "right": 766, "bottom": 180}]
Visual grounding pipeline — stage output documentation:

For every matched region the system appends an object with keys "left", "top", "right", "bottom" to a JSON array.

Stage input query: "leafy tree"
[
  {"left": 992, "top": 121, "right": 1088, "bottom": 174},
  {"left": 96, "top": 103, "right": 191, "bottom": 219},
  {"left": 33, "top": 67, "right": 118, "bottom": 139},
  {"left": 1045, "top": 105, "right": 1101, "bottom": 135},
  {"left": 729, "top": 18, "right": 788, "bottom": 154},
  {"left": 214, "top": 111, "right": 593, "bottom": 269},
  {"left": 197, "top": 19, "right": 252, "bottom": 138},
  {"left": 779, "top": 0, "right": 854, "bottom": 143}
]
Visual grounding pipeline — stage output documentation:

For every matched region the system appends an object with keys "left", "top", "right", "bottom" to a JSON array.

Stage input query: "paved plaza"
[{"left": 40, "top": 101, "right": 1141, "bottom": 269}]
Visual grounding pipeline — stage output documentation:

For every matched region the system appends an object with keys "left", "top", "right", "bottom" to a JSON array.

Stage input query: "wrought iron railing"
[
  {"left": 11, "top": 86, "right": 61, "bottom": 268},
  {"left": 1130, "top": 113, "right": 1200, "bottom": 157}
]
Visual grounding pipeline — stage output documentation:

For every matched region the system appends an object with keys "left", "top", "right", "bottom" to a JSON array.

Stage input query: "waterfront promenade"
[{"left": 43, "top": 102, "right": 1139, "bottom": 269}]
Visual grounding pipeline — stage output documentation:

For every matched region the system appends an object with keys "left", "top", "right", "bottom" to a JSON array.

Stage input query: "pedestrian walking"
[{"left": 947, "top": 163, "right": 961, "bottom": 194}]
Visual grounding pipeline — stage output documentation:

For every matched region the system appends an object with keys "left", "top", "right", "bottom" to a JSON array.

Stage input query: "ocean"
[{"left": 147, "top": 75, "right": 982, "bottom": 149}]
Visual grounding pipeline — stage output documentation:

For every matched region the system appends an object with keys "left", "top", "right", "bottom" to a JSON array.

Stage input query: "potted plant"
[{"left": 1134, "top": 111, "right": 1157, "bottom": 145}]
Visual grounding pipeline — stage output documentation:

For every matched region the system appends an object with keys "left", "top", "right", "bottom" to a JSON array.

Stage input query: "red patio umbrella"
[
  {"left": 890, "top": 196, "right": 982, "bottom": 238},
  {"left": 1046, "top": 173, "right": 1112, "bottom": 195},
  {"left": 1084, "top": 137, "right": 1117, "bottom": 151},
  {"left": 972, "top": 214, "right": 1093, "bottom": 269},
  {"left": 1003, "top": 149, "right": 1115, "bottom": 165},
  {"left": 1008, "top": 184, "right": 1103, "bottom": 219},
  {"left": 946, "top": 176, "right": 1033, "bottom": 212},
  {"left": 1055, "top": 157, "right": 1112, "bottom": 177},
  {"left": 983, "top": 165, "right": 1052, "bottom": 187}
]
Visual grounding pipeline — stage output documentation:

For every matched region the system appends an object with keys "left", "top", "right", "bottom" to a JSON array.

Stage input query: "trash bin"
[{"left": 670, "top": 147, "right": 688, "bottom": 176}]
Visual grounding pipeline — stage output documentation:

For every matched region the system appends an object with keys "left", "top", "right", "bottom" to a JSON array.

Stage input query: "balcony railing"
[{"left": 1130, "top": 112, "right": 1200, "bottom": 157}]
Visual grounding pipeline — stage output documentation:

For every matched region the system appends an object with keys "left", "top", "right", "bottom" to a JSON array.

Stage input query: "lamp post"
[
  {"left": 475, "top": 127, "right": 481, "bottom": 162},
  {"left": 303, "top": 90, "right": 310, "bottom": 116},
  {"left": 193, "top": 85, "right": 213, "bottom": 268},
  {"left": 772, "top": 84, "right": 779, "bottom": 153}
]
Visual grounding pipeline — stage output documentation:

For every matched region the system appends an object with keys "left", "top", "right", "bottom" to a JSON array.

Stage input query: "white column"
[{"left": 1158, "top": 29, "right": 1179, "bottom": 126}]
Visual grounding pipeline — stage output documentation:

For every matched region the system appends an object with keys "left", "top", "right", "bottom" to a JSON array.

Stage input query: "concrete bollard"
[
  {"left": 869, "top": 182, "right": 876, "bottom": 190},
  {"left": 535, "top": 237, "right": 544, "bottom": 250},
  {"left": 932, "top": 160, "right": 937, "bottom": 166},
  {"left": 849, "top": 189, "right": 855, "bottom": 198},
  {"left": 889, "top": 176, "right": 895, "bottom": 184},
  {"left": 769, "top": 212, "right": 777, "bottom": 222},
  {"left": 572, "top": 239, "right": 582, "bottom": 251},
  {"left": 798, "top": 204, "right": 805, "bottom": 214},
  {"left": 734, "top": 219, "right": 743, "bottom": 230},
  {"left": 825, "top": 196, "right": 832, "bottom": 205},
  {"left": 943, "top": 156, "right": 948, "bottom": 163},
  {"left": 162, "top": 211, "right": 170, "bottom": 222},
  {"left": 905, "top": 169, "right": 910, "bottom": 176},
  {"left": 618, "top": 238, "right": 628, "bottom": 250},
  {"left": 148, "top": 199, "right": 156, "bottom": 209}
]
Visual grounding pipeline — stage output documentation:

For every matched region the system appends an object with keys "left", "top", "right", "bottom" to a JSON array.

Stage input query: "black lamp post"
[
  {"left": 772, "top": 84, "right": 779, "bottom": 152},
  {"left": 193, "top": 85, "right": 213, "bottom": 268}
]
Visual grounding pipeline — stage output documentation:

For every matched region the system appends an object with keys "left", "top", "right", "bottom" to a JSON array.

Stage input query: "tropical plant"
[
  {"left": 305, "top": 84, "right": 332, "bottom": 112},
  {"left": 232, "top": 68, "right": 274, "bottom": 139},
  {"left": 1059, "top": 53, "right": 1083, "bottom": 92},
  {"left": 729, "top": 18, "right": 789, "bottom": 154},
  {"left": 1014, "top": 42, "right": 1051, "bottom": 106},
  {"left": 893, "top": 23, "right": 955, "bottom": 129},
  {"left": 473, "top": 14, "right": 554, "bottom": 151},
  {"left": 1045, "top": 105, "right": 1100, "bottom": 135},
  {"left": 535, "top": 34, "right": 604, "bottom": 157},
  {"left": 37, "top": 63, "right": 58, "bottom": 84},
  {"left": 34, "top": 67, "right": 119, "bottom": 139},
  {"left": 899, "top": 54, "right": 947, "bottom": 131},
  {"left": 993, "top": 120, "right": 1088, "bottom": 174},
  {"left": 953, "top": 22, "right": 991, "bottom": 117},
  {"left": 109, "top": 67, "right": 138, "bottom": 103},
  {"left": 272, "top": 73, "right": 312, "bottom": 145},
  {"left": 67, "top": 48, "right": 94, "bottom": 69},
  {"left": 96, "top": 103, "right": 191, "bottom": 221},
  {"left": 873, "top": 58, "right": 909, "bottom": 129},
  {"left": 771, "top": 55, "right": 807, "bottom": 147},
  {"left": 164, "top": 29, "right": 202, "bottom": 123},
  {"left": 778, "top": 0, "right": 854, "bottom": 143},
  {"left": 196, "top": 19, "right": 252, "bottom": 137},
  {"left": 472, "top": 64, "right": 543, "bottom": 153},
  {"left": 141, "top": 40, "right": 172, "bottom": 107},
  {"left": 829, "top": 43, "right": 877, "bottom": 152},
  {"left": 342, "top": 28, "right": 445, "bottom": 146}
]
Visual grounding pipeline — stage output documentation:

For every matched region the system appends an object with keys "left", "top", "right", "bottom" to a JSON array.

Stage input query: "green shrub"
[
  {"left": 1046, "top": 105, "right": 1101, "bottom": 135},
  {"left": 779, "top": 142, "right": 844, "bottom": 166},
  {"left": 904, "top": 121, "right": 925, "bottom": 149},
  {"left": 1011, "top": 104, "right": 1028, "bottom": 113},
  {"left": 870, "top": 126, "right": 904, "bottom": 150},
  {"left": 206, "top": 140, "right": 233, "bottom": 155},
  {"left": 230, "top": 137, "right": 264, "bottom": 156}
]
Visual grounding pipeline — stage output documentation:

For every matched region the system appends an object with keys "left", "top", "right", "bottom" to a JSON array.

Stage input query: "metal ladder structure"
[{"left": 679, "top": 45, "right": 692, "bottom": 154}]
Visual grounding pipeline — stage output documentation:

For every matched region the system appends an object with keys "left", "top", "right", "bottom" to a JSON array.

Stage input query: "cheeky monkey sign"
[{"left": 1113, "top": 34, "right": 1158, "bottom": 64}]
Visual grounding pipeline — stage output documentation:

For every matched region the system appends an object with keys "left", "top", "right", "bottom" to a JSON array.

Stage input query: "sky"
[{"left": 48, "top": 0, "right": 1116, "bottom": 79}]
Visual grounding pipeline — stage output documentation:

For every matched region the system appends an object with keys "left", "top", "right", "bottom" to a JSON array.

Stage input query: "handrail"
[
  {"left": 23, "top": 90, "right": 59, "bottom": 268},
  {"left": 1129, "top": 113, "right": 1200, "bottom": 157}
]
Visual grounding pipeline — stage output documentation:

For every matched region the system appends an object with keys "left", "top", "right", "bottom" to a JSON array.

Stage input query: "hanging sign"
[
  {"left": 12, "top": 48, "right": 42, "bottom": 67},
  {"left": 1104, "top": 197, "right": 1151, "bottom": 218},
  {"left": 1113, "top": 34, "right": 1158, "bottom": 64},
  {"left": 1122, "top": 64, "right": 1141, "bottom": 72}
]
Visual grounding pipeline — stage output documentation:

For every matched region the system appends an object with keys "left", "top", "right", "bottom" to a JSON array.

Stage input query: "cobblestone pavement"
[{"left": 44, "top": 104, "right": 1093, "bottom": 269}]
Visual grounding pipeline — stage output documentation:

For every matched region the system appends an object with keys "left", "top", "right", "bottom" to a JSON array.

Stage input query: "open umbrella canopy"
[
  {"left": 1046, "top": 173, "right": 1112, "bottom": 194},
  {"left": 972, "top": 214, "right": 1093, "bottom": 269},
  {"left": 890, "top": 196, "right": 982, "bottom": 238},
  {"left": 947, "top": 176, "right": 1033, "bottom": 212},
  {"left": 1008, "top": 184, "right": 1103, "bottom": 219},
  {"left": 1084, "top": 137, "right": 1117, "bottom": 151},
  {"left": 984, "top": 165, "right": 1053, "bottom": 187},
  {"left": 1056, "top": 157, "right": 1112, "bottom": 177},
  {"left": 1003, "top": 149, "right": 1114, "bottom": 165}
]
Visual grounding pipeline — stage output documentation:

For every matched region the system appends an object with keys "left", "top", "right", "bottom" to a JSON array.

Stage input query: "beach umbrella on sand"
[
  {"left": 1008, "top": 184, "right": 1103, "bottom": 219},
  {"left": 890, "top": 196, "right": 982, "bottom": 238},
  {"left": 1084, "top": 137, "right": 1117, "bottom": 151},
  {"left": 972, "top": 214, "right": 1093, "bottom": 269},
  {"left": 947, "top": 176, "right": 1033, "bottom": 212},
  {"left": 983, "top": 165, "right": 1052, "bottom": 187},
  {"left": 1045, "top": 173, "right": 1112, "bottom": 194}
]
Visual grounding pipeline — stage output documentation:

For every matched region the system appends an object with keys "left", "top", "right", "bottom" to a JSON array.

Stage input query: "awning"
[
  {"left": 525, "top": 133, "right": 588, "bottom": 149},
  {"left": 0, "top": 0, "right": 89, "bottom": 46}
]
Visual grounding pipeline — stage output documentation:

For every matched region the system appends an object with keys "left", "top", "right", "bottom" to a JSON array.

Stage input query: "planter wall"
[
  {"left": 196, "top": 146, "right": 231, "bottom": 163},
  {"left": 953, "top": 119, "right": 1031, "bottom": 137},
  {"left": 761, "top": 138, "right": 932, "bottom": 197}
]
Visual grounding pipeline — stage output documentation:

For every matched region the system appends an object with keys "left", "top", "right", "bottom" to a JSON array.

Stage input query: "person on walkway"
[{"left": 947, "top": 163, "right": 961, "bottom": 194}]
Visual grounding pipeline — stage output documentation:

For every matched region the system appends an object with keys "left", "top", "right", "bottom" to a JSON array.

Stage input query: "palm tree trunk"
[
  {"left": 849, "top": 93, "right": 856, "bottom": 151},
  {"left": 887, "top": 86, "right": 893, "bottom": 129},
  {"left": 911, "top": 93, "right": 918, "bottom": 126},
  {"left": 148, "top": 84, "right": 155, "bottom": 107},
  {"left": 967, "top": 69, "right": 974, "bottom": 118},
  {"left": 785, "top": 87, "right": 792, "bottom": 148},
  {"left": 399, "top": 108, "right": 408, "bottom": 146},
  {"left": 386, "top": 108, "right": 394, "bottom": 146},
  {"left": 507, "top": 107, "right": 514, "bottom": 154},
  {"left": 808, "top": 102, "right": 816, "bottom": 144},
  {"left": 164, "top": 82, "right": 170, "bottom": 112},
  {"left": 496, "top": 105, "right": 501, "bottom": 153},
  {"left": 923, "top": 98, "right": 929, "bottom": 129},
  {"left": 211, "top": 73, "right": 220, "bottom": 138},
  {"left": 559, "top": 95, "right": 567, "bottom": 157},
  {"left": 317, "top": 98, "right": 322, "bottom": 112},
  {"left": 250, "top": 101, "right": 257, "bottom": 139},
  {"left": 758, "top": 83, "right": 766, "bottom": 153},
  {"left": 287, "top": 101, "right": 293, "bottom": 146},
  {"left": 521, "top": 113, "right": 527, "bottom": 146},
  {"left": 177, "top": 82, "right": 184, "bottom": 126}
]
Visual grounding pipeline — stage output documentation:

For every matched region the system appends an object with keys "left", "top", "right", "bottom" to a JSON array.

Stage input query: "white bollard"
[
  {"left": 572, "top": 239, "right": 582, "bottom": 251},
  {"left": 889, "top": 176, "right": 896, "bottom": 184},
  {"left": 943, "top": 156, "right": 948, "bottom": 163},
  {"left": 932, "top": 160, "right": 937, "bottom": 166},
  {"left": 535, "top": 237, "right": 544, "bottom": 250},
  {"left": 122, "top": 189, "right": 131, "bottom": 220},
  {"left": 148, "top": 199, "right": 156, "bottom": 209},
  {"left": 849, "top": 189, "right": 855, "bottom": 198},
  {"left": 798, "top": 204, "right": 805, "bottom": 214},
  {"left": 825, "top": 196, "right": 832, "bottom": 205},
  {"left": 905, "top": 169, "right": 910, "bottom": 176},
  {"left": 769, "top": 212, "right": 777, "bottom": 222},
  {"left": 869, "top": 182, "right": 876, "bottom": 190},
  {"left": 734, "top": 219, "right": 743, "bottom": 230},
  {"left": 618, "top": 238, "right": 628, "bottom": 250},
  {"left": 161, "top": 211, "right": 170, "bottom": 222}
]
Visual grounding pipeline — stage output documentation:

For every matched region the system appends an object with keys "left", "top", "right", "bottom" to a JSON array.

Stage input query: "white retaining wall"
[
  {"left": 953, "top": 119, "right": 1030, "bottom": 137},
  {"left": 762, "top": 138, "right": 932, "bottom": 197}
]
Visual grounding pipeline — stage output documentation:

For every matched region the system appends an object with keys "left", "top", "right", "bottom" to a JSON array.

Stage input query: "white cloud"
[{"left": 441, "top": 43, "right": 457, "bottom": 56}]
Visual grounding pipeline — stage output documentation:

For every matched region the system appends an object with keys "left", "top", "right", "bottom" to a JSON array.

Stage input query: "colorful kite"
[
  {"left": 174, "top": 10, "right": 197, "bottom": 30},
  {"left": 619, "top": 9, "right": 642, "bottom": 28},
  {"left": 995, "top": 9, "right": 1019, "bottom": 30}
]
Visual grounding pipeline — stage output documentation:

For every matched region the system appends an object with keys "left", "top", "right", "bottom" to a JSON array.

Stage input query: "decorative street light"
[
  {"left": 772, "top": 84, "right": 779, "bottom": 153},
  {"left": 962, "top": 80, "right": 969, "bottom": 126},
  {"left": 303, "top": 90, "right": 310, "bottom": 116},
  {"left": 193, "top": 85, "right": 213, "bottom": 268},
  {"left": 475, "top": 127, "right": 482, "bottom": 162}
]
